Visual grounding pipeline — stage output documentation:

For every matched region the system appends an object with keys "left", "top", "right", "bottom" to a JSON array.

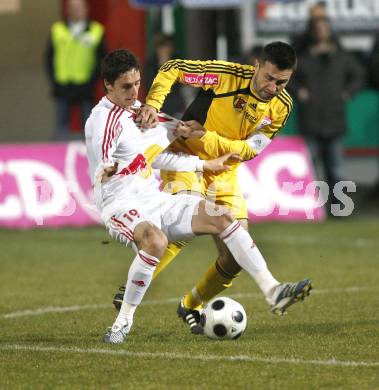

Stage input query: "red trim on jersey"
[
  {"left": 105, "top": 108, "right": 124, "bottom": 160},
  {"left": 105, "top": 96, "right": 126, "bottom": 111},
  {"left": 111, "top": 222, "right": 133, "bottom": 242},
  {"left": 157, "top": 115, "right": 173, "bottom": 122},
  {"left": 105, "top": 109, "right": 119, "bottom": 158},
  {"left": 111, "top": 216, "right": 132, "bottom": 231},
  {"left": 111, "top": 219, "right": 134, "bottom": 241},
  {"left": 104, "top": 107, "right": 123, "bottom": 160},
  {"left": 118, "top": 230, "right": 133, "bottom": 241},
  {"left": 139, "top": 252, "right": 158, "bottom": 267},
  {"left": 102, "top": 105, "right": 118, "bottom": 160},
  {"left": 111, "top": 216, "right": 134, "bottom": 241},
  {"left": 221, "top": 221, "right": 241, "bottom": 240}
]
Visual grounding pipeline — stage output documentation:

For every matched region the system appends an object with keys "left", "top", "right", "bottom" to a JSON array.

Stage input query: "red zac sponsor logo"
[
  {"left": 233, "top": 96, "right": 247, "bottom": 111},
  {"left": 184, "top": 73, "right": 219, "bottom": 86},
  {"left": 132, "top": 280, "right": 146, "bottom": 287}
]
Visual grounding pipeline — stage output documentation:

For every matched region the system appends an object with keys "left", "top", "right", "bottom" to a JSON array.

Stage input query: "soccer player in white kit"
[{"left": 85, "top": 49, "right": 312, "bottom": 344}]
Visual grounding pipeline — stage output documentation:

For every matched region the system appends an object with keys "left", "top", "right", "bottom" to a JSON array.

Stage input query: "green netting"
[{"left": 281, "top": 89, "right": 379, "bottom": 148}]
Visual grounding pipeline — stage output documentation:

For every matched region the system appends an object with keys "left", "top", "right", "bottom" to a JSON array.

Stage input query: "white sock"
[
  {"left": 220, "top": 221, "right": 280, "bottom": 303},
  {"left": 113, "top": 301, "right": 136, "bottom": 331},
  {"left": 113, "top": 250, "right": 159, "bottom": 329}
]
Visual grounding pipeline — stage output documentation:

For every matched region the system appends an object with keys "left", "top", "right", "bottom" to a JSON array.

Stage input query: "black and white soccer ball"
[{"left": 200, "top": 297, "right": 247, "bottom": 340}]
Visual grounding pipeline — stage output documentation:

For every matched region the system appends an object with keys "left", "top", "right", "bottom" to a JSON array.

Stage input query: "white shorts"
[{"left": 106, "top": 192, "right": 202, "bottom": 247}]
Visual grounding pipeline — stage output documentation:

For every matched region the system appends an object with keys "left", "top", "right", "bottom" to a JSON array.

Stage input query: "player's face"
[
  {"left": 105, "top": 69, "right": 141, "bottom": 109},
  {"left": 252, "top": 61, "right": 293, "bottom": 100}
]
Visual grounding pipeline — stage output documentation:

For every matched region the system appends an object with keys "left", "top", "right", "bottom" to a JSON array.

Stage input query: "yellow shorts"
[{"left": 160, "top": 169, "right": 247, "bottom": 219}]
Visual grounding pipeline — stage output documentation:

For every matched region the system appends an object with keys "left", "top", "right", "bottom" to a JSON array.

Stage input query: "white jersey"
[{"left": 85, "top": 96, "right": 202, "bottom": 222}]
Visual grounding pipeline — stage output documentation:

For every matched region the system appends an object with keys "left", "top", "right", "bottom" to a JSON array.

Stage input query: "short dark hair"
[
  {"left": 260, "top": 41, "right": 297, "bottom": 71},
  {"left": 101, "top": 49, "right": 140, "bottom": 85}
]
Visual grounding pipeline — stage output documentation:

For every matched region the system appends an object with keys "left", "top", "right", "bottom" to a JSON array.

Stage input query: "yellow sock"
[
  {"left": 152, "top": 241, "right": 187, "bottom": 279},
  {"left": 183, "top": 261, "right": 239, "bottom": 310}
]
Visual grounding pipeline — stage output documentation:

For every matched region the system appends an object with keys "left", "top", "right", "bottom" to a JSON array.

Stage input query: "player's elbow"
[{"left": 241, "top": 147, "right": 256, "bottom": 161}]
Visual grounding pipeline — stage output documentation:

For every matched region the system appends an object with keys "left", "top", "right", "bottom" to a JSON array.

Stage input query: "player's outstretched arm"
[
  {"left": 175, "top": 120, "right": 206, "bottom": 138},
  {"left": 146, "top": 59, "right": 226, "bottom": 114},
  {"left": 203, "top": 153, "right": 242, "bottom": 173},
  {"left": 152, "top": 150, "right": 240, "bottom": 174},
  {"left": 175, "top": 120, "right": 258, "bottom": 161}
]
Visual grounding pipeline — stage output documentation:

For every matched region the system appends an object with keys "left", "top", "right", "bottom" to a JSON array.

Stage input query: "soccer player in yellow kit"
[{"left": 113, "top": 41, "right": 312, "bottom": 333}]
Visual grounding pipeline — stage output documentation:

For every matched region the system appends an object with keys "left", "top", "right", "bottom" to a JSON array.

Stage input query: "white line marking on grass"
[
  {"left": 1, "top": 286, "right": 376, "bottom": 320},
  {"left": 0, "top": 304, "right": 109, "bottom": 318},
  {"left": 0, "top": 298, "right": 179, "bottom": 319},
  {"left": 0, "top": 344, "right": 378, "bottom": 368}
]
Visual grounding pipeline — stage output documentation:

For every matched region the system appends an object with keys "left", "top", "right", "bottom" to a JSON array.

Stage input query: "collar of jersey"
[{"left": 104, "top": 96, "right": 137, "bottom": 118}]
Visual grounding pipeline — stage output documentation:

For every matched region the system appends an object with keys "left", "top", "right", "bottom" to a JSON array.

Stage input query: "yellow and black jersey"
[{"left": 146, "top": 59, "right": 293, "bottom": 162}]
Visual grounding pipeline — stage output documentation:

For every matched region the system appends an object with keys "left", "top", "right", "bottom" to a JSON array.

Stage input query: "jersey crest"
[{"left": 233, "top": 96, "right": 247, "bottom": 111}]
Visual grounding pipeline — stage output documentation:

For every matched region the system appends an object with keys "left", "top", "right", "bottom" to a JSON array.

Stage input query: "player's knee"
[
  {"left": 135, "top": 223, "right": 168, "bottom": 258},
  {"left": 146, "top": 237, "right": 167, "bottom": 259}
]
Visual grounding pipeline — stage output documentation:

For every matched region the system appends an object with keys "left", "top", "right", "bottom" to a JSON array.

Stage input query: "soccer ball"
[{"left": 200, "top": 297, "right": 247, "bottom": 340}]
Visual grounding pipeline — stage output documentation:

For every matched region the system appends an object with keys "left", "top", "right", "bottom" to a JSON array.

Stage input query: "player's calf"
[{"left": 104, "top": 223, "right": 166, "bottom": 344}]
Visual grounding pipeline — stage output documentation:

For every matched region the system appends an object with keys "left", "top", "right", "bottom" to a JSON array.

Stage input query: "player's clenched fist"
[
  {"left": 204, "top": 153, "right": 242, "bottom": 173},
  {"left": 100, "top": 162, "right": 119, "bottom": 183},
  {"left": 135, "top": 104, "right": 159, "bottom": 129},
  {"left": 175, "top": 120, "right": 206, "bottom": 139}
]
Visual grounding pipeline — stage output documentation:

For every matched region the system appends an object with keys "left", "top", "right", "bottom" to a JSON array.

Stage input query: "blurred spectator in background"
[
  {"left": 291, "top": 1, "right": 328, "bottom": 56},
  {"left": 292, "top": 16, "right": 364, "bottom": 209},
  {"left": 368, "top": 35, "right": 379, "bottom": 89},
  {"left": 45, "top": 0, "right": 106, "bottom": 140},
  {"left": 143, "top": 33, "right": 186, "bottom": 118}
]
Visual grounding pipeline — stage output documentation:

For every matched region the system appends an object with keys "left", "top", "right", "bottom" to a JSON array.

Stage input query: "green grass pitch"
[{"left": 1, "top": 218, "right": 378, "bottom": 389}]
